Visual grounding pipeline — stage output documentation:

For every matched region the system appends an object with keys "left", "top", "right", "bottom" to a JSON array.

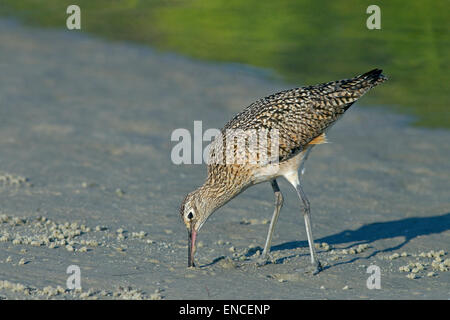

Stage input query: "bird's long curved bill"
[{"left": 188, "top": 226, "right": 197, "bottom": 267}]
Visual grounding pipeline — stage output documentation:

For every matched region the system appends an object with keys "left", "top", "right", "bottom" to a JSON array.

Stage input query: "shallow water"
[{"left": 1, "top": 0, "right": 448, "bottom": 127}]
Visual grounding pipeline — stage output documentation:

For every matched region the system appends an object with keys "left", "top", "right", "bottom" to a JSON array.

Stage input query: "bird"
[{"left": 180, "top": 68, "right": 387, "bottom": 274}]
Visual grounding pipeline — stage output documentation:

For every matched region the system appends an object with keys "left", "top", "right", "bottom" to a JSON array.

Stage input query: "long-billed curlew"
[{"left": 180, "top": 69, "right": 387, "bottom": 274}]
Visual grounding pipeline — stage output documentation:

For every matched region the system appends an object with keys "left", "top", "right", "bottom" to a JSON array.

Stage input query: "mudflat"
[{"left": 0, "top": 20, "right": 449, "bottom": 299}]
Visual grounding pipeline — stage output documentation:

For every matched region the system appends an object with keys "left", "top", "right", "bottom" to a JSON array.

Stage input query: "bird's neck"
[{"left": 196, "top": 175, "right": 249, "bottom": 215}]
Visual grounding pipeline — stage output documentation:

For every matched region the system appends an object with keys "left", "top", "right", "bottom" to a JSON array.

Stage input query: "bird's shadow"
[
  {"left": 269, "top": 212, "right": 450, "bottom": 266},
  {"left": 200, "top": 213, "right": 450, "bottom": 268}
]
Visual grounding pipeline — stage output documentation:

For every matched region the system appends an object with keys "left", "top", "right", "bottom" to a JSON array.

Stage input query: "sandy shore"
[{"left": 0, "top": 19, "right": 449, "bottom": 299}]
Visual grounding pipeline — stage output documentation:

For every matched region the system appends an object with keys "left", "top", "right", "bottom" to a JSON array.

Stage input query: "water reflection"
[{"left": 1, "top": 0, "right": 448, "bottom": 127}]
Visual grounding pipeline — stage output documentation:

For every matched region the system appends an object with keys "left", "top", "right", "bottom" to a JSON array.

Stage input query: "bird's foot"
[
  {"left": 255, "top": 254, "right": 270, "bottom": 267},
  {"left": 297, "top": 260, "right": 322, "bottom": 275},
  {"left": 310, "top": 260, "right": 323, "bottom": 275}
]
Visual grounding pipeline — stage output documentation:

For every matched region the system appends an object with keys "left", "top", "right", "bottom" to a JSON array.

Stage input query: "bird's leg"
[
  {"left": 295, "top": 181, "right": 322, "bottom": 274},
  {"left": 257, "top": 179, "right": 283, "bottom": 265},
  {"left": 299, "top": 147, "right": 312, "bottom": 177}
]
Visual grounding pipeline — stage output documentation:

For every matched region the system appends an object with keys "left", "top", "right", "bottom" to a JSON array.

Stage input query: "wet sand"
[{"left": 0, "top": 19, "right": 449, "bottom": 299}]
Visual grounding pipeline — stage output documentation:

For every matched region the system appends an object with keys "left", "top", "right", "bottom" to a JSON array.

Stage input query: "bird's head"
[
  {"left": 180, "top": 189, "right": 211, "bottom": 267},
  {"left": 180, "top": 179, "right": 241, "bottom": 267}
]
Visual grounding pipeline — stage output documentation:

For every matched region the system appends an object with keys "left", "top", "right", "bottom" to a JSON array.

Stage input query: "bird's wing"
[{"left": 207, "top": 69, "right": 387, "bottom": 169}]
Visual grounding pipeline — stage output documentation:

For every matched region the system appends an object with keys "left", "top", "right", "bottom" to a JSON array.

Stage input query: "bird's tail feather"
[
  {"left": 356, "top": 68, "right": 388, "bottom": 87},
  {"left": 345, "top": 68, "right": 388, "bottom": 91},
  {"left": 337, "top": 68, "right": 387, "bottom": 105},
  {"left": 326, "top": 68, "right": 387, "bottom": 111}
]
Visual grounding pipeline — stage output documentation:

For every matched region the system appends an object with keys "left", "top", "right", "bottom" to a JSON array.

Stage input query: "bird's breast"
[{"left": 251, "top": 148, "right": 308, "bottom": 185}]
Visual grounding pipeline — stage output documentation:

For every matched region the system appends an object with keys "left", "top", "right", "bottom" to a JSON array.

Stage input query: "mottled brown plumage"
[{"left": 181, "top": 69, "right": 387, "bottom": 271}]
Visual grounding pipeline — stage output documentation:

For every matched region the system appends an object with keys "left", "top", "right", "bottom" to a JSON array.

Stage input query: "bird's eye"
[{"left": 187, "top": 211, "right": 194, "bottom": 220}]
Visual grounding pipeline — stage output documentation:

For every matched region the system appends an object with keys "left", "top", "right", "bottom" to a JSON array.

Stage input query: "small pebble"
[
  {"left": 444, "top": 259, "right": 450, "bottom": 267},
  {"left": 399, "top": 265, "right": 410, "bottom": 272},
  {"left": 388, "top": 253, "right": 400, "bottom": 260}
]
